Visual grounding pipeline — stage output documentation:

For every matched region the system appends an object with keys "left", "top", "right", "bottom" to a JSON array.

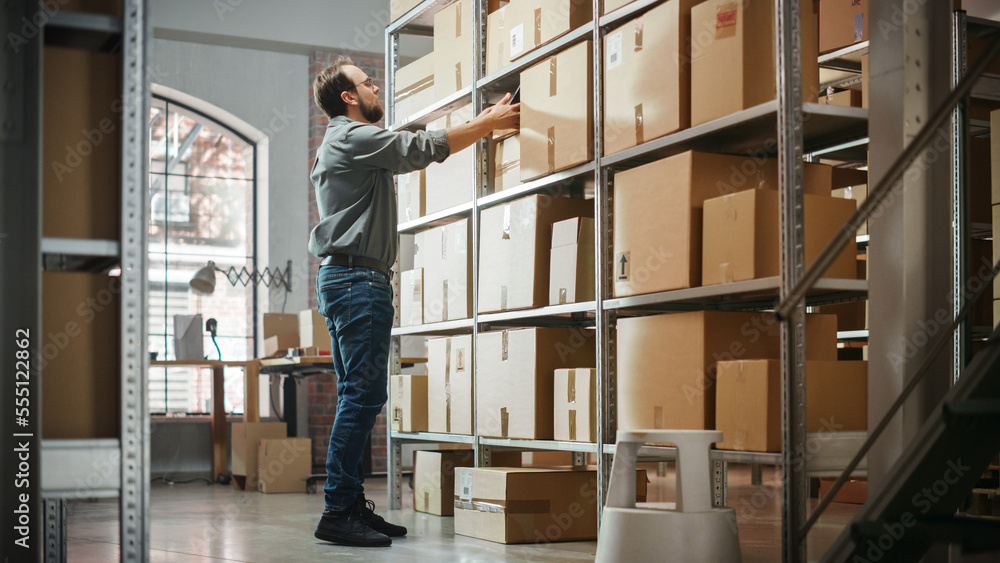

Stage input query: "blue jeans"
[{"left": 316, "top": 264, "right": 393, "bottom": 512}]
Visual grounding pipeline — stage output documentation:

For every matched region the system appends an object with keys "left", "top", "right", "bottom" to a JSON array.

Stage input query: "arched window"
[{"left": 147, "top": 92, "right": 259, "bottom": 415}]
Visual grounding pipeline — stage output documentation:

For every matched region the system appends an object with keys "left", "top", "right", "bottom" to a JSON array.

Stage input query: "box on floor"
[
  {"left": 479, "top": 195, "right": 592, "bottom": 313},
  {"left": 257, "top": 437, "right": 312, "bottom": 493},
  {"left": 616, "top": 311, "right": 838, "bottom": 431},
  {"left": 715, "top": 360, "right": 868, "bottom": 452},
  {"left": 476, "top": 328, "right": 596, "bottom": 440},
  {"left": 414, "top": 449, "right": 475, "bottom": 516},
  {"left": 232, "top": 422, "right": 287, "bottom": 490}
]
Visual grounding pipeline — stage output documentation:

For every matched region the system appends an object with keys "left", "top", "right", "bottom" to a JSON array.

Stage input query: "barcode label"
[
  {"left": 459, "top": 469, "right": 473, "bottom": 501},
  {"left": 510, "top": 23, "right": 524, "bottom": 57},
  {"left": 607, "top": 30, "right": 623, "bottom": 70}
]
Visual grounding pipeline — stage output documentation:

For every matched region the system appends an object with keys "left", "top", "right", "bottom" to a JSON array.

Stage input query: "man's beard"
[{"left": 361, "top": 97, "right": 384, "bottom": 124}]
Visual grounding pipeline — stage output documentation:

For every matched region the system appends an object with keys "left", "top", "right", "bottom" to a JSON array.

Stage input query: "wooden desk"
[{"left": 150, "top": 359, "right": 260, "bottom": 478}]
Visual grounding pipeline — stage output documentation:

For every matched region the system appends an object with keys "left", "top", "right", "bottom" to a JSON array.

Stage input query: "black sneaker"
[
  {"left": 314, "top": 509, "right": 392, "bottom": 547},
  {"left": 355, "top": 496, "right": 407, "bottom": 537}
]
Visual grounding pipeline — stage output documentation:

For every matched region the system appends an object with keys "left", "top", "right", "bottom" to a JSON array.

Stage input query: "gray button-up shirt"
[{"left": 308, "top": 115, "right": 451, "bottom": 267}]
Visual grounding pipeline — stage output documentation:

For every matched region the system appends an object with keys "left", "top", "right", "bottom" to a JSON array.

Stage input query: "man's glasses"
[{"left": 352, "top": 77, "right": 374, "bottom": 90}]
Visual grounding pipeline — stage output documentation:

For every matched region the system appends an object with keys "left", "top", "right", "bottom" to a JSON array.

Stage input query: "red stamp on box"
[{"left": 716, "top": 3, "right": 738, "bottom": 38}]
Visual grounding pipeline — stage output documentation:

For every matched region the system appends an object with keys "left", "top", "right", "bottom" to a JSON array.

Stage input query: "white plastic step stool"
[{"left": 595, "top": 430, "right": 741, "bottom": 563}]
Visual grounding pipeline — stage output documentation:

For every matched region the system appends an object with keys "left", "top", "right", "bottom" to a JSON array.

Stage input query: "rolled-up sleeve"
[{"left": 348, "top": 124, "right": 451, "bottom": 174}]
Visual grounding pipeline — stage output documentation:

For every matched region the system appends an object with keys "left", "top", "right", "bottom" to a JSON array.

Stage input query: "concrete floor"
[{"left": 66, "top": 464, "right": 862, "bottom": 562}]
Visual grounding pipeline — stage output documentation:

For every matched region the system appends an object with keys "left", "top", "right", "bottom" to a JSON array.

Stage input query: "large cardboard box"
[
  {"left": 715, "top": 360, "right": 867, "bottom": 452},
  {"left": 414, "top": 450, "right": 475, "bottom": 515},
  {"left": 603, "top": 0, "right": 636, "bottom": 14},
  {"left": 42, "top": 272, "right": 120, "bottom": 438},
  {"left": 425, "top": 104, "right": 475, "bottom": 214},
  {"left": 390, "top": 0, "right": 423, "bottom": 22},
  {"left": 479, "top": 195, "right": 593, "bottom": 312},
  {"left": 298, "top": 309, "right": 331, "bottom": 352},
  {"left": 416, "top": 219, "right": 472, "bottom": 322},
  {"left": 232, "top": 422, "right": 287, "bottom": 490},
  {"left": 433, "top": 0, "right": 504, "bottom": 98},
  {"left": 603, "top": 0, "right": 698, "bottom": 155},
  {"left": 520, "top": 41, "right": 593, "bottom": 181},
  {"left": 489, "top": 133, "right": 522, "bottom": 192},
  {"left": 549, "top": 217, "right": 594, "bottom": 305},
  {"left": 819, "top": 0, "right": 868, "bottom": 54},
  {"left": 263, "top": 313, "right": 299, "bottom": 357},
  {"left": 454, "top": 467, "right": 646, "bottom": 543},
  {"left": 612, "top": 151, "right": 842, "bottom": 297},
  {"left": 690, "top": 0, "right": 818, "bottom": 126},
  {"left": 43, "top": 47, "right": 122, "bottom": 240},
  {"left": 257, "top": 437, "right": 312, "bottom": 493},
  {"left": 616, "top": 311, "right": 838, "bottom": 431},
  {"left": 554, "top": 368, "right": 596, "bottom": 442},
  {"left": 401, "top": 268, "right": 424, "bottom": 327},
  {"left": 394, "top": 53, "right": 436, "bottom": 123},
  {"left": 391, "top": 374, "right": 429, "bottom": 432},
  {"left": 428, "top": 335, "right": 473, "bottom": 434},
  {"left": 397, "top": 169, "right": 425, "bottom": 223},
  {"left": 702, "top": 189, "right": 857, "bottom": 285},
  {"left": 476, "top": 328, "right": 596, "bottom": 439},
  {"left": 485, "top": 0, "right": 591, "bottom": 74}
]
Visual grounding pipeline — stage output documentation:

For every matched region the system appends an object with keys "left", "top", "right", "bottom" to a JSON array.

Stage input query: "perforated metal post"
[
  {"left": 385, "top": 25, "right": 404, "bottom": 510},
  {"left": 952, "top": 11, "right": 969, "bottom": 385},
  {"left": 471, "top": 0, "right": 488, "bottom": 469},
  {"left": 44, "top": 499, "right": 66, "bottom": 563}
]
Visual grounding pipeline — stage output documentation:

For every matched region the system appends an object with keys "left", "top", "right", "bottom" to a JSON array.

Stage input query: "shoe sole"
[{"left": 314, "top": 529, "right": 392, "bottom": 547}]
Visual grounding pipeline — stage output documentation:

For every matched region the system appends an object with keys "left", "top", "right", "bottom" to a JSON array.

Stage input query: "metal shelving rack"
[
  {"left": 383, "top": 0, "right": 870, "bottom": 557},
  {"left": 0, "top": 1, "right": 149, "bottom": 560}
]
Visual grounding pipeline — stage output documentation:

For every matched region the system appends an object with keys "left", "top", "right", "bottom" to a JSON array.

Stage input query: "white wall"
[{"left": 151, "top": 38, "right": 311, "bottom": 316}]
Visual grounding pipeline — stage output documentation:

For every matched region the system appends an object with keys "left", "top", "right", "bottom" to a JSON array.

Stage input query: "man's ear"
[{"left": 341, "top": 89, "right": 357, "bottom": 107}]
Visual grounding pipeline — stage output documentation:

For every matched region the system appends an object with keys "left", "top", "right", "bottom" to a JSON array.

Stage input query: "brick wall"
[{"left": 307, "top": 50, "right": 389, "bottom": 474}]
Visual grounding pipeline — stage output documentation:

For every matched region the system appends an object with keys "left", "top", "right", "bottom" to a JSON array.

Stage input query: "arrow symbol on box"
[{"left": 618, "top": 254, "right": 628, "bottom": 279}]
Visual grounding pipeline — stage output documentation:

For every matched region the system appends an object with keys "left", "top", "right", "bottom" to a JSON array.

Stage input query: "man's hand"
[{"left": 445, "top": 91, "right": 521, "bottom": 154}]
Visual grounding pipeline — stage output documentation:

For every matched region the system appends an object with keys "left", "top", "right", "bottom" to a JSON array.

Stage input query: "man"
[{"left": 308, "top": 56, "right": 520, "bottom": 547}]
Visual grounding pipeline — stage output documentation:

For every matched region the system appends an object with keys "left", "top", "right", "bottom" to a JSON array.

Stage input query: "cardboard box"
[
  {"left": 479, "top": 195, "right": 593, "bottom": 313},
  {"left": 554, "top": 368, "right": 596, "bottom": 442},
  {"left": 414, "top": 450, "right": 475, "bottom": 515},
  {"left": 832, "top": 184, "right": 867, "bottom": 236},
  {"left": 390, "top": 374, "right": 429, "bottom": 432},
  {"left": 715, "top": 360, "right": 868, "bottom": 452},
  {"left": 485, "top": 0, "right": 592, "bottom": 74},
  {"left": 232, "top": 422, "right": 287, "bottom": 490},
  {"left": 397, "top": 169, "right": 425, "bottom": 223},
  {"left": 819, "top": 477, "right": 868, "bottom": 504},
  {"left": 476, "top": 328, "right": 596, "bottom": 439},
  {"left": 690, "top": 0, "right": 818, "bottom": 126},
  {"left": 401, "top": 268, "right": 424, "bottom": 327},
  {"left": 820, "top": 88, "right": 864, "bottom": 108},
  {"left": 520, "top": 41, "right": 593, "bottom": 181},
  {"left": 394, "top": 53, "right": 436, "bottom": 122},
  {"left": 616, "top": 311, "right": 838, "bottom": 431},
  {"left": 425, "top": 104, "right": 475, "bottom": 214},
  {"left": 256, "top": 438, "right": 312, "bottom": 493},
  {"left": 416, "top": 219, "right": 471, "bottom": 322},
  {"left": 612, "top": 151, "right": 838, "bottom": 297},
  {"left": 428, "top": 335, "right": 473, "bottom": 434},
  {"left": 819, "top": 258, "right": 869, "bottom": 331},
  {"left": 43, "top": 47, "right": 122, "bottom": 240},
  {"left": 454, "top": 467, "right": 646, "bottom": 543},
  {"left": 603, "top": 0, "right": 636, "bottom": 14},
  {"left": 549, "top": 217, "right": 594, "bottom": 305},
  {"left": 819, "top": 0, "right": 868, "bottom": 54},
  {"left": 298, "top": 309, "right": 331, "bottom": 353},
  {"left": 603, "top": 0, "right": 698, "bottom": 155},
  {"left": 702, "top": 189, "right": 858, "bottom": 285},
  {"left": 390, "top": 0, "right": 423, "bottom": 22},
  {"left": 263, "top": 313, "right": 299, "bottom": 356},
  {"left": 433, "top": 0, "right": 504, "bottom": 98},
  {"left": 42, "top": 272, "right": 120, "bottom": 438},
  {"left": 489, "top": 133, "right": 522, "bottom": 192}
]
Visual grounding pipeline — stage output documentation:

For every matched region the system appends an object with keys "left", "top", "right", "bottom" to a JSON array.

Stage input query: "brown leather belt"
[{"left": 320, "top": 254, "right": 391, "bottom": 278}]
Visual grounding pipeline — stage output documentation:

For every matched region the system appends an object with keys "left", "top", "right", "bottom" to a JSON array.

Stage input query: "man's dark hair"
[{"left": 313, "top": 55, "right": 356, "bottom": 118}]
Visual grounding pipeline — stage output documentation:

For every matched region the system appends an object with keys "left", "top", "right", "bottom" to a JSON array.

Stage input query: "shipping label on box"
[
  {"left": 428, "top": 335, "right": 473, "bottom": 434},
  {"left": 520, "top": 41, "right": 593, "bottom": 181},
  {"left": 298, "top": 309, "right": 331, "bottom": 352},
  {"left": 414, "top": 450, "right": 475, "bottom": 515},
  {"left": 479, "top": 195, "right": 593, "bottom": 313},
  {"left": 554, "top": 368, "right": 596, "bottom": 442},
  {"left": 257, "top": 437, "right": 312, "bottom": 493},
  {"left": 476, "top": 328, "right": 595, "bottom": 440},
  {"left": 391, "top": 374, "right": 429, "bottom": 432},
  {"left": 401, "top": 268, "right": 424, "bottom": 327},
  {"left": 421, "top": 219, "right": 471, "bottom": 323},
  {"left": 549, "top": 217, "right": 594, "bottom": 305},
  {"left": 702, "top": 189, "right": 857, "bottom": 285}
]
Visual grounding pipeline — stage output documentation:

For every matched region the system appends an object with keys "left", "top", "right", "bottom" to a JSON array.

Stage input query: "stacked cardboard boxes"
[{"left": 232, "top": 422, "right": 287, "bottom": 490}]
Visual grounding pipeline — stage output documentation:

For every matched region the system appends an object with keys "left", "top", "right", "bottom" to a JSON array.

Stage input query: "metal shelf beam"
[
  {"left": 390, "top": 318, "right": 474, "bottom": 337},
  {"left": 390, "top": 86, "right": 473, "bottom": 132},
  {"left": 476, "top": 162, "right": 594, "bottom": 209},
  {"left": 479, "top": 437, "right": 600, "bottom": 453},
  {"left": 396, "top": 201, "right": 473, "bottom": 233},
  {"left": 477, "top": 301, "right": 596, "bottom": 328}
]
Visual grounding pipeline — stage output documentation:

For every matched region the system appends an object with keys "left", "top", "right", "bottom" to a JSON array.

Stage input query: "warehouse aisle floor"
[{"left": 66, "top": 464, "right": 861, "bottom": 562}]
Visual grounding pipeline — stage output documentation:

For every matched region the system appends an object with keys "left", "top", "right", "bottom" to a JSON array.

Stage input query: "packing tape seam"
[{"left": 634, "top": 15, "right": 643, "bottom": 51}]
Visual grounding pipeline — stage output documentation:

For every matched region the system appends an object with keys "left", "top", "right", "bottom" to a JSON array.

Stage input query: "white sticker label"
[
  {"left": 459, "top": 469, "right": 473, "bottom": 501},
  {"left": 607, "top": 30, "right": 623, "bottom": 70},
  {"left": 510, "top": 23, "right": 525, "bottom": 57}
]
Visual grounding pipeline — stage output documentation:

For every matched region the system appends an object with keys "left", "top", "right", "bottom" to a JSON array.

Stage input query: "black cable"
[
  {"left": 151, "top": 476, "right": 215, "bottom": 485},
  {"left": 211, "top": 334, "right": 222, "bottom": 361},
  {"left": 270, "top": 374, "right": 284, "bottom": 422},
  {"left": 280, "top": 287, "right": 288, "bottom": 314}
]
